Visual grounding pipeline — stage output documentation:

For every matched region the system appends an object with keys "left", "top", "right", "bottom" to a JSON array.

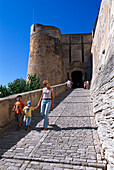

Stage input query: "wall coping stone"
[{"left": 0, "top": 83, "right": 67, "bottom": 127}]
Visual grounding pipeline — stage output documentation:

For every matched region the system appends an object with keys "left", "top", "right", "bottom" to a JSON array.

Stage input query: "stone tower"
[
  {"left": 27, "top": 23, "right": 92, "bottom": 87},
  {"left": 27, "top": 24, "right": 64, "bottom": 85}
]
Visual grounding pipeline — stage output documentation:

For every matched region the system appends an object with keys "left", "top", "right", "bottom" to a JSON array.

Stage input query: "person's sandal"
[{"left": 43, "top": 128, "right": 47, "bottom": 130}]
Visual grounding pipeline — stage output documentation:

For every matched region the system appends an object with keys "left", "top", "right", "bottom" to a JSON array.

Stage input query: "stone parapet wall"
[
  {"left": 0, "top": 83, "right": 67, "bottom": 128},
  {"left": 31, "top": 24, "right": 61, "bottom": 40},
  {"left": 91, "top": 0, "right": 114, "bottom": 169}
]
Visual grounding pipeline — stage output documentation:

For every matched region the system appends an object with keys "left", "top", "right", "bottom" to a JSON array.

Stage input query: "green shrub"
[
  {"left": 0, "top": 74, "right": 40, "bottom": 98},
  {"left": 0, "top": 85, "right": 11, "bottom": 98}
]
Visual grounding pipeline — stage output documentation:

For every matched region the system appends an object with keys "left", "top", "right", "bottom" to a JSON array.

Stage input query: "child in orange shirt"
[{"left": 12, "top": 95, "right": 24, "bottom": 131}]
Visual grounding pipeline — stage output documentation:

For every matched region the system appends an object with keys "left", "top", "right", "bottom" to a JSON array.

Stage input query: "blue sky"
[{"left": 0, "top": 0, "right": 101, "bottom": 86}]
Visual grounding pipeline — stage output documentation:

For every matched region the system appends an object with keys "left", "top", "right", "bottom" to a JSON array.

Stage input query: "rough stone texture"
[
  {"left": 27, "top": 24, "right": 92, "bottom": 86},
  {"left": 27, "top": 24, "right": 64, "bottom": 86},
  {"left": 0, "top": 89, "right": 107, "bottom": 169},
  {"left": 91, "top": 0, "right": 114, "bottom": 169},
  {"left": 62, "top": 34, "right": 92, "bottom": 81},
  {"left": 0, "top": 83, "right": 67, "bottom": 127}
]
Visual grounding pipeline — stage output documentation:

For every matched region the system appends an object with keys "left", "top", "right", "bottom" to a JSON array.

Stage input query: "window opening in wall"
[
  {"left": 67, "top": 72, "right": 69, "bottom": 80},
  {"left": 69, "top": 36, "right": 71, "bottom": 63},
  {"left": 81, "top": 36, "right": 84, "bottom": 62}
]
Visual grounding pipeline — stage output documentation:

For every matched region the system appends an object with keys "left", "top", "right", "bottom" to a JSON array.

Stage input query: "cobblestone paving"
[{"left": 0, "top": 89, "right": 107, "bottom": 169}]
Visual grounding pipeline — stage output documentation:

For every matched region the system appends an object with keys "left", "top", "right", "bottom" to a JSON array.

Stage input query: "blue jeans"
[
  {"left": 41, "top": 100, "right": 52, "bottom": 128},
  {"left": 26, "top": 117, "right": 31, "bottom": 126}
]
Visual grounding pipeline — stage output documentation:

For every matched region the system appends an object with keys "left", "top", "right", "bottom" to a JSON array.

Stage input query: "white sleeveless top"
[{"left": 42, "top": 88, "right": 53, "bottom": 99}]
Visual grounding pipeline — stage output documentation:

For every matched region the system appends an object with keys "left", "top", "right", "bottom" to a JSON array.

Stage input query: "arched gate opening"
[{"left": 71, "top": 71, "right": 83, "bottom": 88}]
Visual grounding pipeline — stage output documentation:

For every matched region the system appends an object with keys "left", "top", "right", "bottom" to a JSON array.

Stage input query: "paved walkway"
[{"left": 0, "top": 89, "right": 107, "bottom": 170}]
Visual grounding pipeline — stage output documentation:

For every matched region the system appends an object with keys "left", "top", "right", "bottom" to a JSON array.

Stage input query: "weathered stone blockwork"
[
  {"left": 0, "top": 83, "right": 67, "bottom": 128},
  {"left": 61, "top": 34, "right": 92, "bottom": 82},
  {"left": 91, "top": 0, "right": 114, "bottom": 169},
  {"left": 27, "top": 24, "right": 92, "bottom": 87},
  {"left": 27, "top": 24, "right": 64, "bottom": 86}
]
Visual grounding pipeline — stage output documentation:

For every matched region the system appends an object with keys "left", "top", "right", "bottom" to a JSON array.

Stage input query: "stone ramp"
[{"left": 0, "top": 89, "right": 107, "bottom": 169}]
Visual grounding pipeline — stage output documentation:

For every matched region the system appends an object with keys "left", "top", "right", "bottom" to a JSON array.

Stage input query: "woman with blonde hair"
[{"left": 35, "top": 80, "right": 54, "bottom": 130}]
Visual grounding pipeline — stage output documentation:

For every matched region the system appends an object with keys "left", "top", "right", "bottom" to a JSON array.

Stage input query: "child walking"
[
  {"left": 12, "top": 95, "right": 24, "bottom": 131},
  {"left": 23, "top": 100, "right": 36, "bottom": 130}
]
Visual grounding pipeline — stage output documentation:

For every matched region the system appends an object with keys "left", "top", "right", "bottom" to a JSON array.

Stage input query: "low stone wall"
[
  {"left": 0, "top": 83, "right": 67, "bottom": 128},
  {"left": 91, "top": 0, "right": 114, "bottom": 169}
]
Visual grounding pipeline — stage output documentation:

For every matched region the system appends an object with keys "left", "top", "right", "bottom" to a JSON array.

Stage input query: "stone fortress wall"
[
  {"left": 27, "top": 24, "right": 64, "bottom": 86},
  {"left": 61, "top": 34, "right": 92, "bottom": 87},
  {"left": 27, "top": 24, "right": 92, "bottom": 87},
  {"left": 1, "top": 0, "right": 113, "bottom": 168},
  {"left": 91, "top": 0, "right": 114, "bottom": 169}
]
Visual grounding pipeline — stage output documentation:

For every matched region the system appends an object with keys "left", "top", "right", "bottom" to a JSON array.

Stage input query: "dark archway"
[{"left": 72, "top": 71, "right": 83, "bottom": 88}]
